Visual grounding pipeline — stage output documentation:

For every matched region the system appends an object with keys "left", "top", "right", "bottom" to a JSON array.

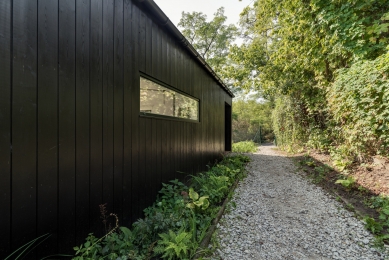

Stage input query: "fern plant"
[{"left": 154, "top": 229, "right": 193, "bottom": 260}]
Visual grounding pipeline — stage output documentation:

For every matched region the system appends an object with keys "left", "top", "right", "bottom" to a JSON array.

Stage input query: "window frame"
[{"left": 139, "top": 73, "right": 200, "bottom": 123}]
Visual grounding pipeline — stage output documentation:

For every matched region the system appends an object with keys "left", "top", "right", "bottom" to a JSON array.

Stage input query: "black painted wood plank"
[
  {"left": 58, "top": 0, "right": 76, "bottom": 252},
  {"left": 151, "top": 21, "right": 157, "bottom": 78},
  {"left": 160, "top": 120, "right": 168, "bottom": 183},
  {"left": 167, "top": 121, "right": 174, "bottom": 180},
  {"left": 138, "top": 8, "right": 145, "bottom": 73},
  {"left": 170, "top": 39, "right": 176, "bottom": 88},
  {"left": 176, "top": 47, "right": 183, "bottom": 91},
  {"left": 37, "top": 0, "right": 59, "bottom": 256},
  {"left": 145, "top": 16, "right": 152, "bottom": 75},
  {"left": 102, "top": 0, "right": 114, "bottom": 217},
  {"left": 90, "top": 0, "right": 104, "bottom": 237},
  {"left": 11, "top": 0, "right": 38, "bottom": 254},
  {"left": 123, "top": 0, "right": 133, "bottom": 224},
  {"left": 151, "top": 119, "right": 158, "bottom": 202},
  {"left": 156, "top": 120, "right": 162, "bottom": 188},
  {"left": 0, "top": 1, "right": 12, "bottom": 257},
  {"left": 187, "top": 123, "right": 192, "bottom": 175},
  {"left": 75, "top": 0, "right": 91, "bottom": 245},
  {"left": 160, "top": 28, "right": 167, "bottom": 83},
  {"left": 174, "top": 123, "right": 181, "bottom": 179},
  {"left": 165, "top": 34, "right": 171, "bottom": 86},
  {"left": 130, "top": 1, "right": 140, "bottom": 223},
  {"left": 138, "top": 118, "right": 146, "bottom": 216},
  {"left": 113, "top": 0, "right": 124, "bottom": 222},
  {"left": 145, "top": 118, "right": 153, "bottom": 207},
  {"left": 156, "top": 25, "right": 162, "bottom": 81},
  {"left": 182, "top": 123, "right": 187, "bottom": 176}
]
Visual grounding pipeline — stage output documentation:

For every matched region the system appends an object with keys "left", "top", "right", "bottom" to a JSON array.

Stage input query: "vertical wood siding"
[{"left": 0, "top": 0, "right": 232, "bottom": 257}]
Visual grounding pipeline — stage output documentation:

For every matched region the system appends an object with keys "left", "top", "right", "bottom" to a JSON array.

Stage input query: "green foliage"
[
  {"left": 186, "top": 188, "right": 210, "bottom": 210},
  {"left": 232, "top": 99, "right": 273, "bottom": 142},
  {"left": 335, "top": 176, "right": 356, "bottom": 190},
  {"left": 178, "top": 8, "right": 237, "bottom": 79},
  {"left": 154, "top": 230, "right": 193, "bottom": 260},
  {"left": 271, "top": 96, "right": 308, "bottom": 152},
  {"left": 191, "top": 173, "right": 229, "bottom": 203},
  {"left": 232, "top": 141, "right": 257, "bottom": 153},
  {"left": 328, "top": 50, "right": 389, "bottom": 159},
  {"left": 363, "top": 217, "right": 383, "bottom": 234},
  {"left": 363, "top": 195, "right": 389, "bottom": 246},
  {"left": 73, "top": 155, "right": 250, "bottom": 259},
  {"left": 226, "top": 0, "right": 389, "bottom": 163},
  {"left": 73, "top": 227, "right": 139, "bottom": 260}
]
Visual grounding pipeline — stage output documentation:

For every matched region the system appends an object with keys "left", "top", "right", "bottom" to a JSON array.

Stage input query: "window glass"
[{"left": 140, "top": 76, "right": 199, "bottom": 121}]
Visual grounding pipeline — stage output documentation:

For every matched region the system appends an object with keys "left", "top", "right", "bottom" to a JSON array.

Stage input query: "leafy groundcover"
[{"left": 73, "top": 154, "right": 250, "bottom": 260}]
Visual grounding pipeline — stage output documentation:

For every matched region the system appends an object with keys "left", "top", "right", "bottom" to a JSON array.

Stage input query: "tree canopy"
[
  {"left": 178, "top": 1, "right": 389, "bottom": 161},
  {"left": 178, "top": 7, "right": 237, "bottom": 75}
]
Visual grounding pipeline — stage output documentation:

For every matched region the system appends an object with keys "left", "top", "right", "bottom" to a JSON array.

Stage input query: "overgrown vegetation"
[
  {"left": 232, "top": 141, "right": 257, "bottom": 153},
  {"left": 73, "top": 154, "right": 249, "bottom": 259},
  {"left": 232, "top": 99, "right": 273, "bottom": 143},
  {"left": 223, "top": 0, "right": 389, "bottom": 165}
]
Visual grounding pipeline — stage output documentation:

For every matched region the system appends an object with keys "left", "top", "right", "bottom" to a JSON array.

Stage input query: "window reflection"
[{"left": 140, "top": 76, "right": 199, "bottom": 121}]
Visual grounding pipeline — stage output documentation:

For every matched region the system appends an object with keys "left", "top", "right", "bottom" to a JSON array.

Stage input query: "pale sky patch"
[{"left": 153, "top": 0, "right": 253, "bottom": 27}]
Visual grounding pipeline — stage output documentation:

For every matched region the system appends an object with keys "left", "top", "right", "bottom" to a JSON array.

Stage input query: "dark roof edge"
[{"left": 135, "top": 0, "right": 235, "bottom": 98}]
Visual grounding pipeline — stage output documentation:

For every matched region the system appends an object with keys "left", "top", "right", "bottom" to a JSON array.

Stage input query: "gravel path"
[{"left": 213, "top": 144, "right": 389, "bottom": 260}]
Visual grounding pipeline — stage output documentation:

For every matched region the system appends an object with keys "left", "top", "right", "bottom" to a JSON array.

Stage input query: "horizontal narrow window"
[{"left": 140, "top": 76, "right": 199, "bottom": 121}]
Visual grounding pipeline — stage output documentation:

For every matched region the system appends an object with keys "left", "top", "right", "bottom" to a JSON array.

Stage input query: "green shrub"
[
  {"left": 73, "top": 154, "right": 250, "bottom": 260},
  {"left": 271, "top": 96, "right": 308, "bottom": 152},
  {"left": 328, "top": 50, "right": 389, "bottom": 160},
  {"left": 232, "top": 140, "right": 257, "bottom": 153}
]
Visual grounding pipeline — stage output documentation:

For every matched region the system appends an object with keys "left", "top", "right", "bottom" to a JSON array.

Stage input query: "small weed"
[
  {"left": 357, "top": 186, "right": 369, "bottom": 193},
  {"left": 364, "top": 217, "right": 383, "bottom": 234},
  {"left": 345, "top": 203, "right": 355, "bottom": 211},
  {"left": 335, "top": 176, "right": 356, "bottom": 190},
  {"left": 310, "top": 172, "right": 325, "bottom": 184}
]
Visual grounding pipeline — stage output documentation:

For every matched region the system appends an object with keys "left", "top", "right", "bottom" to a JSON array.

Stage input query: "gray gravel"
[{"left": 212, "top": 145, "right": 389, "bottom": 260}]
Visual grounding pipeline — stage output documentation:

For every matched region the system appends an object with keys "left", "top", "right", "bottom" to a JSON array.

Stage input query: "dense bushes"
[
  {"left": 327, "top": 50, "right": 389, "bottom": 159},
  {"left": 229, "top": 0, "right": 389, "bottom": 165},
  {"left": 73, "top": 154, "right": 249, "bottom": 260},
  {"left": 232, "top": 140, "right": 258, "bottom": 153}
]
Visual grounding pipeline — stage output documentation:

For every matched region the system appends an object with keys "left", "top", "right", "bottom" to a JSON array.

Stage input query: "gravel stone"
[{"left": 212, "top": 145, "right": 389, "bottom": 260}]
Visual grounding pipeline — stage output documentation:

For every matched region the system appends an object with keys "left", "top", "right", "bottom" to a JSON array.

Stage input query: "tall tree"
[
  {"left": 178, "top": 8, "right": 237, "bottom": 76},
  {"left": 227, "top": 0, "right": 389, "bottom": 158}
]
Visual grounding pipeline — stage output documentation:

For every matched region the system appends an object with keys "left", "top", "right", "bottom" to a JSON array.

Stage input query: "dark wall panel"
[
  {"left": 102, "top": 0, "right": 114, "bottom": 217},
  {"left": 37, "top": 0, "right": 59, "bottom": 256},
  {"left": 90, "top": 0, "right": 104, "bottom": 236},
  {"left": 0, "top": 1, "right": 11, "bottom": 257},
  {"left": 123, "top": 0, "right": 134, "bottom": 225},
  {"left": 129, "top": 1, "right": 140, "bottom": 223},
  {"left": 113, "top": 0, "right": 124, "bottom": 222},
  {"left": 75, "top": 0, "right": 91, "bottom": 245},
  {"left": 11, "top": 0, "right": 38, "bottom": 253},
  {"left": 58, "top": 0, "right": 76, "bottom": 252}
]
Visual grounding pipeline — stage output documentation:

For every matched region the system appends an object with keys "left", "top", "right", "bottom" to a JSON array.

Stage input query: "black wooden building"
[{"left": 0, "top": 0, "right": 233, "bottom": 257}]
